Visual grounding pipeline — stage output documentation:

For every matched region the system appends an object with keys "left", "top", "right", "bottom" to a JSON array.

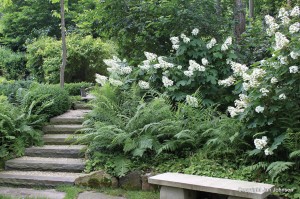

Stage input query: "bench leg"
[{"left": 160, "top": 186, "right": 197, "bottom": 199}]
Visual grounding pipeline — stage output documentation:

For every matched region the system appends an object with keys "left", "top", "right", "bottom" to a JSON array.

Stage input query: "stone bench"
[{"left": 148, "top": 173, "right": 274, "bottom": 199}]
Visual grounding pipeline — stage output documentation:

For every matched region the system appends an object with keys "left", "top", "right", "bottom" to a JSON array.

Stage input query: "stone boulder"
[
  {"left": 119, "top": 170, "right": 142, "bottom": 190},
  {"left": 75, "top": 170, "right": 118, "bottom": 188},
  {"left": 141, "top": 172, "right": 157, "bottom": 191}
]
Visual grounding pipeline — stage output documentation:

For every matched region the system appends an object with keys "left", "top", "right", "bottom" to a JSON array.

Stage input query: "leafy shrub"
[
  {"left": 0, "top": 96, "right": 48, "bottom": 160},
  {"left": 63, "top": 82, "right": 93, "bottom": 96},
  {"left": 0, "top": 80, "right": 33, "bottom": 103},
  {"left": 0, "top": 46, "right": 26, "bottom": 80},
  {"left": 24, "top": 84, "right": 71, "bottom": 118},
  {"left": 26, "top": 34, "right": 117, "bottom": 83}
]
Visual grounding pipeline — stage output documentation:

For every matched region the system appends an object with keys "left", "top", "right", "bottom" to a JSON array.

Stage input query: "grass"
[{"left": 56, "top": 185, "right": 159, "bottom": 199}]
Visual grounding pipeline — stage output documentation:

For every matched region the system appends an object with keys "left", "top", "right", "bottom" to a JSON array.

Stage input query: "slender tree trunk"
[
  {"left": 60, "top": 0, "right": 67, "bottom": 88},
  {"left": 234, "top": 0, "right": 246, "bottom": 42},
  {"left": 287, "top": 0, "right": 291, "bottom": 7},
  {"left": 249, "top": 0, "right": 254, "bottom": 19}
]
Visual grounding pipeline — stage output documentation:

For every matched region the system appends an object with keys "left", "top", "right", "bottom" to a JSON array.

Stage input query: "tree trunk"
[
  {"left": 60, "top": 0, "right": 67, "bottom": 88},
  {"left": 234, "top": 0, "right": 246, "bottom": 42},
  {"left": 249, "top": 0, "right": 254, "bottom": 19},
  {"left": 287, "top": 0, "right": 291, "bottom": 7}
]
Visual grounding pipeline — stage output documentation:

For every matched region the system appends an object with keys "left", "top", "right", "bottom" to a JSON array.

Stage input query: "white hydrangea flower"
[
  {"left": 290, "top": 6, "right": 300, "bottom": 17},
  {"left": 162, "top": 76, "right": 173, "bottom": 87},
  {"left": 278, "top": 8, "right": 289, "bottom": 18},
  {"left": 271, "top": 77, "right": 278, "bottom": 84},
  {"left": 186, "top": 95, "right": 198, "bottom": 107},
  {"left": 206, "top": 38, "right": 217, "bottom": 49},
  {"left": 170, "top": 36, "right": 180, "bottom": 45},
  {"left": 138, "top": 80, "right": 150, "bottom": 89},
  {"left": 265, "top": 15, "right": 275, "bottom": 25},
  {"left": 188, "top": 60, "right": 205, "bottom": 72},
  {"left": 224, "top": 36, "right": 232, "bottom": 45},
  {"left": 289, "top": 22, "right": 300, "bottom": 34},
  {"left": 153, "top": 64, "right": 161, "bottom": 69},
  {"left": 289, "top": 66, "right": 299, "bottom": 73},
  {"left": 201, "top": 58, "right": 209, "bottom": 66},
  {"left": 290, "top": 51, "right": 300, "bottom": 59},
  {"left": 230, "top": 61, "right": 248, "bottom": 76},
  {"left": 95, "top": 73, "right": 108, "bottom": 86},
  {"left": 144, "top": 52, "right": 157, "bottom": 62},
  {"left": 264, "top": 148, "right": 273, "bottom": 156},
  {"left": 177, "top": 65, "right": 182, "bottom": 70},
  {"left": 274, "top": 32, "right": 289, "bottom": 50},
  {"left": 228, "top": 106, "right": 244, "bottom": 117},
  {"left": 279, "top": 93, "right": 286, "bottom": 100},
  {"left": 243, "top": 82, "right": 250, "bottom": 91},
  {"left": 172, "top": 45, "right": 180, "bottom": 50},
  {"left": 260, "top": 88, "right": 269, "bottom": 96},
  {"left": 218, "top": 76, "right": 235, "bottom": 87},
  {"left": 158, "top": 57, "right": 174, "bottom": 69},
  {"left": 184, "top": 70, "right": 194, "bottom": 77},
  {"left": 221, "top": 44, "right": 229, "bottom": 51},
  {"left": 181, "top": 33, "right": 190, "bottom": 43},
  {"left": 119, "top": 66, "right": 132, "bottom": 75},
  {"left": 109, "top": 78, "right": 123, "bottom": 86},
  {"left": 139, "top": 61, "right": 151, "bottom": 71},
  {"left": 266, "top": 22, "right": 280, "bottom": 36},
  {"left": 278, "top": 56, "right": 288, "bottom": 65},
  {"left": 191, "top": 28, "right": 199, "bottom": 36},
  {"left": 255, "top": 106, "right": 265, "bottom": 113},
  {"left": 281, "top": 16, "right": 291, "bottom": 25},
  {"left": 234, "top": 94, "right": 249, "bottom": 109},
  {"left": 254, "top": 136, "right": 268, "bottom": 150}
]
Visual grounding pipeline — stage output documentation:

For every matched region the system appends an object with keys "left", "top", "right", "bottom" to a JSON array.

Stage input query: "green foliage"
[
  {"left": 24, "top": 84, "right": 71, "bottom": 118},
  {"left": 63, "top": 82, "right": 93, "bottom": 96},
  {"left": 0, "top": 46, "right": 26, "bottom": 79},
  {"left": 26, "top": 34, "right": 117, "bottom": 83},
  {"left": 0, "top": 80, "right": 33, "bottom": 103},
  {"left": 74, "top": 0, "right": 231, "bottom": 62}
]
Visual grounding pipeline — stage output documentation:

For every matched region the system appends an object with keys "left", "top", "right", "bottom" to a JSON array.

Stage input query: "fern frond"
[
  {"left": 267, "top": 161, "right": 294, "bottom": 180},
  {"left": 290, "top": 150, "right": 300, "bottom": 159}
]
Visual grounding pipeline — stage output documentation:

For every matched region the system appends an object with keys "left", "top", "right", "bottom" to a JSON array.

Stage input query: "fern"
[
  {"left": 266, "top": 161, "right": 294, "bottom": 181},
  {"left": 290, "top": 150, "right": 300, "bottom": 159}
]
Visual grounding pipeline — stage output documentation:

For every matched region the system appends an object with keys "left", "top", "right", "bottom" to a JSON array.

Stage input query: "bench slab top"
[{"left": 148, "top": 173, "right": 274, "bottom": 199}]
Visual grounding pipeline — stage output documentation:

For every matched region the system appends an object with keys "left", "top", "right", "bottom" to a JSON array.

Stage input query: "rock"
[
  {"left": 119, "top": 170, "right": 142, "bottom": 190},
  {"left": 141, "top": 172, "right": 156, "bottom": 191},
  {"left": 75, "top": 170, "right": 118, "bottom": 188}
]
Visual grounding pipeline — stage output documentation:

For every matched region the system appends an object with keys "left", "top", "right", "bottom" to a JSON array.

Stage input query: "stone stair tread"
[
  {"left": 43, "top": 134, "right": 80, "bottom": 139},
  {"left": 74, "top": 103, "right": 92, "bottom": 110},
  {"left": 0, "top": 171, "right": 84, "bottom": 187},
  {"left": 43, "top": 134, "right": 81, "bottom": 145},
  {"left": 25, "top": 145, "right": 86, "bottom": 158},
  {"left": 43, "top": 124, "right": 83, "bottom": 132},
  {"left": 6, "top": 156, "right": 85, "bottom": 164},
  {"left": 50, "top": 110, "right": 91, "bottom": 124},
  {"left": 26, "top": 145, "right": 86, "bottom": 150}
]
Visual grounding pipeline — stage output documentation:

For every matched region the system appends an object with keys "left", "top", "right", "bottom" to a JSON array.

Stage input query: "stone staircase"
[{"left": 0, "top": 104, "right": 91, "bottom": 187}]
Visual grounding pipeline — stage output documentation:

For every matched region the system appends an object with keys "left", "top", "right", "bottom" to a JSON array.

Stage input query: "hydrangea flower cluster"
[
  {"left": 218, "top": 76, "right": 235, "bottom": 87},
  {"left": 138, "top": 80, "right": 150, "bottom": 89},
  {"left": 180, "top": 33, "right": 190, "bottom": 43},
  {"left": 265, "top": 15, "right": 279, "bottom": 36},
  {"left": 289, "top": 22, "right": 300, "bottom": 34},
  {"left": 274, "top": 32, "right": 289, "bottom": 51},
  {"left": 221, "top": 36, "right": 232, "bottom": 51},
  {"left": 290, "top": 6, "right": 300, "bottom": 17},
  {"left": 104, "top": 56, "right": 132, "bottom": 75},
  {"left": 186, "top": 95, "right": 198, "bottom": 107},
  {"left": 228, "top": 94, "right": 249, "bottom": 117},
  {"left": 278, "top": 8, "right": 290, "bottom": 25},
  {"left": 109, "top": 78, "right": 123, "bottom": 86},
  {"left": 289, "top": 66, "right": 299, "bottom": 73},
  {"left": 255, "top": 106, "right": 265, "bottom": 113},
  {"left": 191, "top": 28, "right": 199, "bottom": 36},
  {"left": 254, "top": 136, "right": 273, "bottom": 156},
  {"left": 162, "top": 76, "right": 173, "bottom": 87},
  {"left": 95, "top": 73, "right": 108, "bottom": 86},
  {"left": 206, "top": 38, "right": 217, "bottom": 49},
  {"left": 170, "top": 36, "right": 180, "bottom": 50}
]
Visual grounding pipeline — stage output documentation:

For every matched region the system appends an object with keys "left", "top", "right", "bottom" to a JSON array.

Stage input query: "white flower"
[
  {"left": 278, "top": 8, "right": 289, "bottom": 18},
  {"left": 289, "top": 22, "right": 300, "bottom": 34},
  {"left": 230, "top": 61, "right": 248, "bottom": 76},
  {"left": 144, "top": 52, "right": 157, "bottom": 62},
  {"left": 271, "top": 77, "right": 278, "bottom": 84},
  {"left": 201, "top": 58, "right": 209, "bottom": 66},
  {"left": 177, "top": 65, "right": 182, "bottom": 70},
  {"left": 265, "top": 15, "right": 275, "bottom": 25},
  {"left": 266, "top": 22, "right": 280, "bottom": 36},
  {"left": 260, "top": 88, "right": 269, "bottom": 96},
  {"left": 274, "top": 32, "right": 289, "bottom": 50},
  {"left": 184, "top": 70, "right": 194, "bottom": 77},
  {"left": 242, "top": 82, "right": 250, "bottom": 91},
  {"left": 172, "top": 45, "right": 180, "bottom": 50},
  {"left": 95, "top": 74, "right": 108, "bottom": 86},
  {"left": 139, "top": 61, "right": 151, "bottom": 71},
  {"left": 224, "top": 36, "right": 232, "bottom": 45},
  {"left": 158, "top": 57, "right": 174, "bottom": 69},
  {"left": 281, "top": 16, "right": 290, "bottom": 25},
  {"left": 279, "top": 93, "right": 286, "bottom": 100},
  {"left": 162, "top": 76, "right": 173, "bottom": 87},
  {"left": 221, "top": 44, "right": 229, "bottom": 51},
  {"left": 189, "top": 60, "right": 205, "bottom": 72},
  {"left": 228, "top": 106, "right": 244, "bottom": 117},
  {"left": 183, "top": 37, "right": 190, "bottom": 43},
  {"left": 191, "top": 28, "right": 199, "bottom": 36},
  {"left": 154, "top": 64, "right": 161, "bottom": 69},
  {"left": 170, "top": 36, "right": 180, "bottom": 45},
  {"left": 278, "top": 56, "right": 288, "bottom": 65},
  {"left": 289, "top": 66, "right": 299, "bottom": 73},
  {"left": 119, "top": 66, "right": 132, "bottom": 75},
  {"left": 206, "top": 38, "right": 217, "bottom": 49},
  {"left": 138, "top": 80, "right": 150, "bottom": 89},
  {"left": 254, "top": 136, "right": 268, "bottom": 150},
  {"left": 234, "top": 94, "right": 249, "bottom": 109},
  {"left": 255, "top": 106, "right": 265, "bottom": 113},
  {"left": 186, "top": 95, "right": 198, "bottom": 107},
  {"left": 109, "top": 78, "right": 123, "bottom": 86},
  {"left": 218, "top": 76, "right": 235, "bottom": 87},
  {"left": 290, "top": 51, "right": 300, "bottom": 60},
  {"left": 290, "top": 6, "right": 300, "bottom": 17},
  {"left": 264, "top": 148, "right": 273, "bottom": 156}
]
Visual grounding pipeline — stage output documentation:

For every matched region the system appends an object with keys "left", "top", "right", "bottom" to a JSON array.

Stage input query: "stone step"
[
  {"left": 43, "top": 134, "right": 80, "bottom": 145},
  {"left": 25, "top": 145, "right": 86, "bottom": 158},
  {"left": 43, "top": 124, "right": 83, "bottom": 134},
  {"left": 74, "top": 103, "right": 92, "bottom": 110},
  {"left": 50, "top": 110, "right": 91, "bottom": 124},
  {"left": 5, "top": 157, "right": 85, "bottom": 172},
  {"left": 0, "top": 171, "right": 84, "bottom": 187},
  {"left": 0, "top": 187, "right": 66, "bottom": 199}
]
